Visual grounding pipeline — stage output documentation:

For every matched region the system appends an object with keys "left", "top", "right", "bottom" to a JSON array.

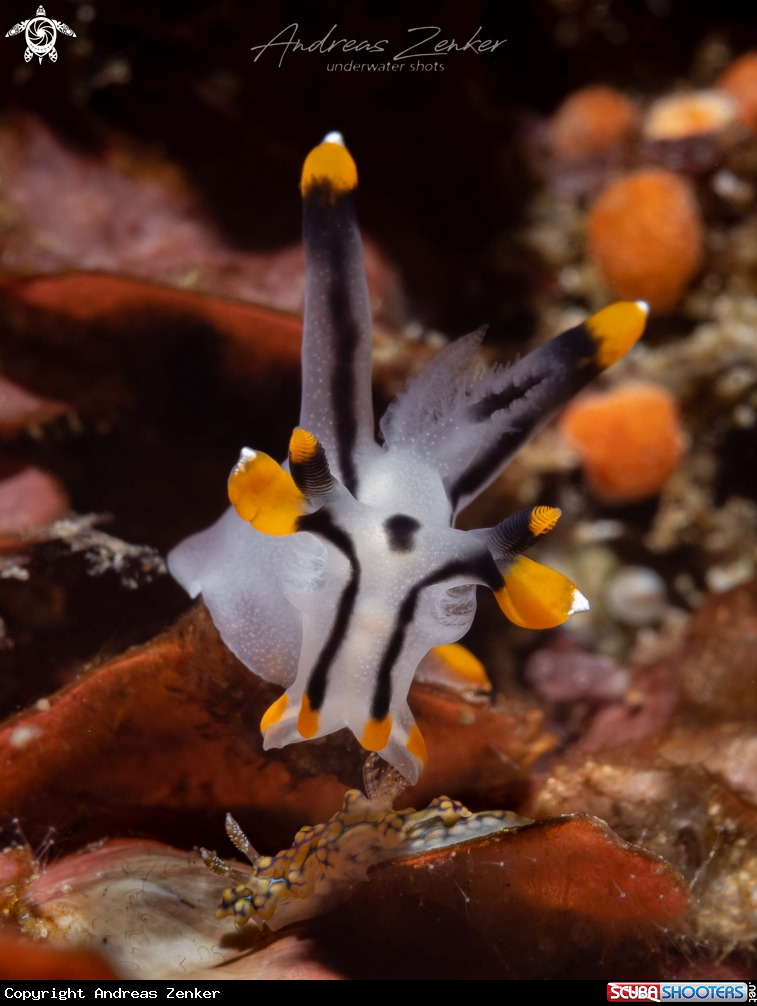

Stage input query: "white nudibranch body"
[{"left": 168, "top": 134, "right": 648, "bottom": 784}]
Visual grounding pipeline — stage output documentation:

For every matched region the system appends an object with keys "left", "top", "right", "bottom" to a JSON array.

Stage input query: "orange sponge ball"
[
  {"left": 719, "top": 52, "right": 757, "bottom": 131},
  {"left": 587, "top": 169, "right": 704, "bottom": 313},
  {"left": 560, "top": 383, "right": 686, "bottom": 504},
  {"left": 550, "top": 86, "right": 639, "bottom": 159}
]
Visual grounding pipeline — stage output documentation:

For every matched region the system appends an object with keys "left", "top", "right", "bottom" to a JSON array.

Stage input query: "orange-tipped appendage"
[
  {"left": 529, "top": 506, "right": 562, "bottom": 537},
  {"left": 297, "top": 695, "right": 320, "bottom": 739},
  {"left": 433, "top": 643, "right": 490, "bottom": 689},
  {"left": 289, "top": 427, "right": 319, "bottom": 464},
  {"left": 719, "top": 52, "right": 757, "bottom": 131},
  {"left": 586, "top": 301, "right": 648, "bottom": 369},
  {"left": 228, "top": 449, "right": 305, "bottom": 536},
  {"left": 361, "top": 715, "right": 392, "bottom": 752},
  {"left": 550, "top": 86, "right": 639, "bottom": 159},
  {"left": 496, "top": 556, "right": 588, "bottom": 630},
  {"left": 406, "top": 724, "right": 428, "bottom": 766},
  {"left": 560, "top": 382, "right": 686, "bottom": 504},
  {"left": 260, "top": 693, "right": 288, "bottom": 733},
  {"left": 587, "top": 170, "right": 704, "bottom": 314},
  {"left": 301, "top": 136, "right": 357, "bottom": 197}
]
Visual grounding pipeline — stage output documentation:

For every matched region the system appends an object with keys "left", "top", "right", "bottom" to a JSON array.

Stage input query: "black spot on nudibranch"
[{"left": 384, "top": 514, "right": 421, "bottom": 552}]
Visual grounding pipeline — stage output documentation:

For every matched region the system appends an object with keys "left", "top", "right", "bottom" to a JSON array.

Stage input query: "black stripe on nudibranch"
[
  {"left": 384, "top": 514, "right": 421, "bottom": 553},
  {"left": 297, "top": 508, "right": 360, "bottom": 711},
  {"left": 303, "top": 190, "right": 362, "bottom": 496},
  {"left": 448, "top": 319, "right": 602, "bottom": 509},
  {"left": 370, "top": 554, "right": 503, "bottom": 722},
  {"left": 467, "top": 372, "right": 547, "bottom": 422}
]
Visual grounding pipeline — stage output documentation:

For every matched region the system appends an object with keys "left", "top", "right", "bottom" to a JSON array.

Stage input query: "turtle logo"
[{"left": 5, "top": 5, "right": 76, "bottom": 63}]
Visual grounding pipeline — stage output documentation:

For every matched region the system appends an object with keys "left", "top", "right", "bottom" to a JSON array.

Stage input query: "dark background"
[{"left": 2, "top": 0, "right": 757, "bottom": 337}]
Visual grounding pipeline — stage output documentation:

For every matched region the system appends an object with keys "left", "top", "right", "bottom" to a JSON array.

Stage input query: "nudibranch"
[
  {"left": 201, "top": 753, "right": 530, "bottom": 930},
  {"left": 168, "top": 131, "right": 648, "bottom": 784}
]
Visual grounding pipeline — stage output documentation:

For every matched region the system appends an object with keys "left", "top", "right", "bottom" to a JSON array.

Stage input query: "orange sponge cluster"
[
  {"left": 587, "top": 169, "right": 704, "bottom": 313},
  {"left": 550, "top": 86, "right": 639, "bottom": 159},
  {"left": 560, "top": 383, "right": 686, "bottom": 504},
  {"left": 719, "top": 51, "right": 757, "bottom": 131}
]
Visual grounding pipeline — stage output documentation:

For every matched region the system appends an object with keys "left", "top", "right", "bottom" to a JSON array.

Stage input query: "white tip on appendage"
[
  {"left": 569, "top": 590, "right": 591, "bottom": 616},
  {"left": 323, "top": 131, "right": 345, "bottom": 146},
  {"left": 635, "top": 300, "right": 650, "bottom": 315},
  {"left": 240, "top": 447, "right": 255, "bottom": 459}
]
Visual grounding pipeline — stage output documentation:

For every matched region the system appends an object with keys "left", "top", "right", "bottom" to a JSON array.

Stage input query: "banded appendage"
[
  {"left": 382, "top": 300, "right": 649, "bottom": 515},
  {"left": 299, "top": 132, "right": 379, "bottom": 496},
  {"left": 203, "top": 754, "right": 530, "bottom": 930}
]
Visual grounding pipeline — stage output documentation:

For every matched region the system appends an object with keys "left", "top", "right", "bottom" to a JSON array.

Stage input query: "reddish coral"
[
  {"left": 324, "top": 815, "right": 689, "bottom": 979},
  {"left": 718, "top": 52, "right": 757, "bottom": 131},
  {"left": 0, "top": 933, "right": 117, "bottom": 979},
  {"left": 560, "top": 382, "right": 686, "bottom": 503},
  {"left": 1, "top": 273, "right": 431, "bottom": 403},
  {"left": 550, "top": 86, "right": 639, "bottom": 159},
  {"left": 12, "top": 824, "right": 689, "bottom": 980},
  {"left": 0, "top": 605, "right": 555, "bottom": 851},
  {"left": 6, "top": 272, "right": 303, "bottom": 375},
  {"left": 587, "top": 169, "right": 704, "bottom": 312},
  {"left": 0, "top": 115, "right": 402, "bottom": 327},
  {"left": 673, "top": 579, "right": 757, "bottom": 718},
  {"left": 0, "top": 375, "right": 67, "bottom": 435},
  {"left": 0, "top": 466, "right": 69, "bottom": 533}
]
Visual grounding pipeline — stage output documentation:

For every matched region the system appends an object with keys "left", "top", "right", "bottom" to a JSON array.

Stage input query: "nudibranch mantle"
[{"left": 168, "top": 132, "right": 648, "bottom": 784}]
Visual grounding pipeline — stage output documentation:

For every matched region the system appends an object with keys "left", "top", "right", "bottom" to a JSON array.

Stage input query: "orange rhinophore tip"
[
  {"left": 289, "top": 427, "right": 319, "bottom": 464},
  {"left": 586, "top": 301, "right": 648, "bottom": 369},
  {"left": 361, "top": 715, "right": 392, "bottom": 752},
  {"left": 260, "top": 693, "right": 288, "bottom": 733},
  {"left": 406, "top": 724, "right": 428, "bottom": 766},
  {"left": 301, "top": 132, "right": 357, "bottom": 197},
  {"left": 560, "top": 382, "right": 686, "bottom": 504},
  {"left": 496, "top": 555, "right": 589, "bottom": 630},
  {"left": 228, "top": 448, "right": 305, "bottom": 536},
  {"left": 297, "top": 694, "right": 320, "bottom": 739},
  {"left": 528, "top": 506, "right": 562, "bottom": 537}
]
